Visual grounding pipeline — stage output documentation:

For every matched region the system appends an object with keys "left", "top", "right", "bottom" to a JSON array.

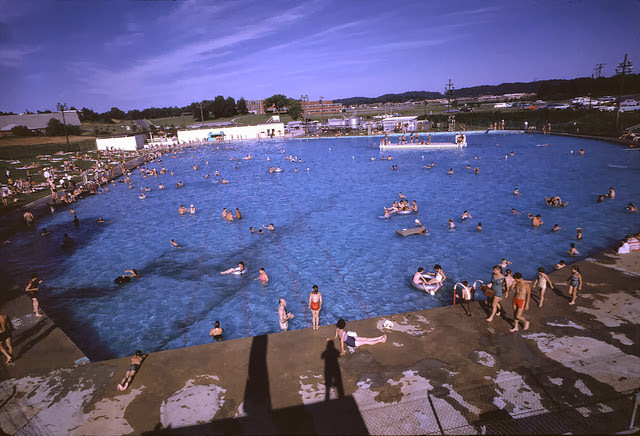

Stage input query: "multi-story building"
[
  {"left": 246, "top": 100, "right": 264, "bottom": 114},
  {"left": 301, "top": 100, "right": 343, "bottom": 115}
]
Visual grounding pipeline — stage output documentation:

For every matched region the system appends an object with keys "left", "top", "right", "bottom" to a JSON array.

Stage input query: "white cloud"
[{"left": 0, "top": 44, "right": 42, "bottom": 67}]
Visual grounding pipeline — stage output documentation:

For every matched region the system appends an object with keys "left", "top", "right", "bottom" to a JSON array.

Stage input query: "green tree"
[
  {"left": 223, "top": 97, "right": 237, "bottom": 117},
  {"left": 10, "top": 125, "right": 34, "bottom": 137},
  {"left": 287, "top": 98, "right": 302, "bottom": 120},
  {"left": 237, "top": 97, "right": 248, "bottom": 114},
  {"left": 211, "top": 96, "right": 226, "bottom": 118},
  {"left": 46, "top": 118, "right": 66, "bottom": 136},
  {"left": 106, "top": 107, "right": 126, "bottom": 120},
  {"left": 263, "top": 94, "right": 288, "bottom": 113}
]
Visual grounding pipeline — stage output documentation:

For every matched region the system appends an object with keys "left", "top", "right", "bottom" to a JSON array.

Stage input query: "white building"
[
  {"left": 177, "top": 123, "right": 285, "bottom": 143},
  {"left": 382, "top": 116, "right": 420, "bottom": 132},
  {"left": 96, "top": 134, "right": 146, "bottom": 151}
]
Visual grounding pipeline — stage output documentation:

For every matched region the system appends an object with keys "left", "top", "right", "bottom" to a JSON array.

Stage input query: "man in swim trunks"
[
  {"left": 328, "top": 318, "right": 386, "bottom": 356},
  {"left": 309, "top": 285, "right": 323, "bottom": 330},
  {"left": 209, "top": 321, "right": 223, "bottom": 342},
  {"left": 117, "top": 350, "right": 148, "bottom": 390},
  {"left": 510, "top": 272, "right": 530, "bottom": 332},
  {"left": 278, "top": 298, "right": 294, "bottom": 331}
]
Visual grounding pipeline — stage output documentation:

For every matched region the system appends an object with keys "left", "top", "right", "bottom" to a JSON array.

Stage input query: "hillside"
[{"left": 333, "top": 74, "right": 640, "bottom": 104}]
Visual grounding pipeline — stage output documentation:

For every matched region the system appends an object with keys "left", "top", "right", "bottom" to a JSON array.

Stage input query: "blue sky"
[{"left": 1, "top": 0, "right": 639, "bottom": 113}]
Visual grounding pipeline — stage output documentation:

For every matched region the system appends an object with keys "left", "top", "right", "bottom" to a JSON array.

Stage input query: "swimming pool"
[{"left": 3, "top": 132, "right": 639, "bottom": 360}]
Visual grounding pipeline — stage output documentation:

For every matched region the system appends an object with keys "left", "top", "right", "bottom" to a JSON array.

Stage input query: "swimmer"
[
  {"left": 158, "top": 184, "right": 164, "bottom": 189},
  {"left": 474, "top": 167, "right": 479, "bottom": 174},
  {"left": 221, "top": 179, "right": 229, "bottom": 184},
  {"left": 412, "top": 200, "right": 418, "bottom": 212},
  {"left": 225, "top": 211, "right": 234, "bottom": 222},
  {"left": 178, "top": 205, "right": 187, "bottom": 215},
  {"left": 510, "top": 208, "right": 523, "bottom": 215},
  {"left": 264, "top": 223, "right": 274, "bottom": 231},
  {"left": 250, "top": 227, "right": 255, "bottom": 233},
  {"left": 552, "top": 224, "right": 562, "bottom": 232},
  {"left": 222, "top": 208, "right": 227, "bottom": 219},
  {"left": 398, "top": 192, "right": 406, "bottom": 199},
  {"left": 500, "top": 258, "right": 512, "bottom": 271},
  {"left": 256, "top": 267, "right": 269, "bottom": 284},
  {"left": 235, "top": 208, "right": 241, "bottom": 220},
  {"left": 555, "top": 260, "right": 567, "bottom": 269},
  {"left": 626, "top": 202, "right": 638, "bottom": 212},
  {"left": 258, "top": 228, "right": 264, "bottom": 234},
  {"left": 576, "top": 227, "right": 582, "bottom": 240},
  {"left": 476, "top": 222, "right": 483, "bottom": 232},
  {"left": 176, "top": 181, "right": 184, "bottom": 188},
  {"left": 114, "top": 269, "right": 138, "bottom": 284},
  {"left": 531, "top": 214, "right": 543, "bottom": 227},
  {"left": 607, "top": 187, "right": 615, "bottom": 199},
  {"left": 170, "top": 239, "right": 181, "bottom": 247},
  {"left": 568, "top": 243, "right": 579, "bottom": 256},
  {"left": 448, "top": 219, "right": 456, "bottom": 230},
  {"left": 448, "top": 168, "right": 453, "bottom": 175},
  {"left": 461, "top": 211, "right": 472, "bottom": 221},
  {"left": 41, "top": 228, "right": 50, "bottom": 237},
  {"left": 513, "top": 187, "right": 520, "bottom": 196},
  {"left": 209, "top": 321, "right": 224, "bottom": 342},
  {"left": 189, "top": 204, "right": 196, "bottom": 214},
  {"left": 221, "top": 262, "right": 245, "bottom": 275},
  {"left": 578, "top": 148, "right": 584, "bottom": 155}
]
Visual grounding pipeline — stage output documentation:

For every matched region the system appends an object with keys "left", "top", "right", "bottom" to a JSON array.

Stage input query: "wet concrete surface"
[{"left": 1, "top": 249, "right": 639, "bottom": 434}]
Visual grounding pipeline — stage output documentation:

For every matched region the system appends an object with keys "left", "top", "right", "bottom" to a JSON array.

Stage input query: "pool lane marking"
[{"left": 271, "top": 172, "right": 372, "bottom": 319}]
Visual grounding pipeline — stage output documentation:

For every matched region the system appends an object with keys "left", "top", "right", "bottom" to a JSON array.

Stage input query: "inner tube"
[
  {"left": 409, "top": 275, "right": 438, "bottom": 293},
  {"left": 232, "top": 269, "right": 247, "bottom": 275},
  {"left": 114, "top": 276, "right": 131, "bottom": 284},
  {"left": 397, "top": 210, "right": 416, "bottom": 215},
  {"left": 273, "top": 168, "right": 283, "bottom": 173}
]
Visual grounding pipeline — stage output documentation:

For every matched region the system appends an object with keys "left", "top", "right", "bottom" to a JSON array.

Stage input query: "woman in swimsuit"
[
  {"left": 256, "top": 268, "right": 269, "bottom": 284},
  {"left": 25, "top": 273, "right": 43, "bottom": 317},
  {"left": 209, "top": 321, "right": 224, "bottom": 342},
  {"left": 328, "top": 318, "right": 386, "bottom": 356},
  {"left": 567, "top": 266, "right": 582, "bottom": 305},
  {"left": 486, "top": 265, "right": 506, "bottom": 322},
  {"left": 220, "top": 262, "right": 246, "bottom": 275},
  {"left": 425, "top": 264, "right": 446, "bottom": 292},
  {"left": 308, "top": 285, "right": 323, "bottom": 330}
]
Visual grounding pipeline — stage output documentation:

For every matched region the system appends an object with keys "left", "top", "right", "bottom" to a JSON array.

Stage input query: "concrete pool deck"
[{"left": 1, "top": 246, "right": 639, "bottom": 434}]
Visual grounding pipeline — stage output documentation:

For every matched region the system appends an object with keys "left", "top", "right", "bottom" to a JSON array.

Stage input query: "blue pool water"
[{"left": 3, "top": 132, "right": 639, "bottom": 360}]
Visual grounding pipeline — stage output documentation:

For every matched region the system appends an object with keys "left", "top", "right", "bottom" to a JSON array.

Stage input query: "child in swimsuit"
[
  {"left": 568, "top": 266, "right": 582, "bottom": 305},
  {"left": 308, "top": 285, "right": 323, "bottom": 330},
  {"left": 118, "top": 350, "right": 148, "bottom": 390}
]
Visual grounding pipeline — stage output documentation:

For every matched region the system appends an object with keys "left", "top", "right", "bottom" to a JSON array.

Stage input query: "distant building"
[
  {"left": 301, "top": 100, "right": 343, "bottom": 115},
  {"left": 0, "top": 111, "right": 81, "bottom": 135},
  {"left": 382, "top": 116, "right": 421, "bottom": 132},
  {"left": 177, "top": 122, "right": 285, "bottom": 142},
  {"left": 246, "top": 100, "right": 264, "bottom": 114},
  {"left": 96, "top": 134, "right": 146, "bottom": 151}
]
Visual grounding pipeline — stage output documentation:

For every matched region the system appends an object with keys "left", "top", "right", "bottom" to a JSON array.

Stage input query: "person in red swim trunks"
[
  {"left": 308, "top": 285, "right": 323, "bottom": 330},
  {"left": 510, "top": 272, "right": 531, "bottom": 333}
]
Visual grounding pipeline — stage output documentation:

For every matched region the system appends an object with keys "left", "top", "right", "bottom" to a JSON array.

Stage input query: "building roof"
[
  {"left": 0, "top": 111, "right": 81, "bottom": 131},
  {"left": 382, "top": 116, "right": 418, "bottom": 122}
]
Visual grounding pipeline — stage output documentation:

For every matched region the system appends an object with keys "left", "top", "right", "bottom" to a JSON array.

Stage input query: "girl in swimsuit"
[
  {"left": 425, "top": 264, "right": 446, "bottom": 292},
  {"left": 256, "top": 268, "right": 269, "bottom": 284},
  {"left": 308, "top": 285, "right": 323, "bottom": 330},
  {"left": 567, "top": 266, "right": 582, "bottom": 305},
  {"left": 329, "top": 318, "right": 386, "bottom": 356},
  {"left": 533, "top": 267, "right": 553, "bottom": 307}
]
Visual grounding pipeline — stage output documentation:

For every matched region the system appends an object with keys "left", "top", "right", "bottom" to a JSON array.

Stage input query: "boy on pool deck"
[{"left": 117, "top": 350, "right": 148, "bottom": 390}]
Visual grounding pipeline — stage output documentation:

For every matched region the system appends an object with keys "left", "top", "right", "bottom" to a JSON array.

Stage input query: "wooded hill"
[{"left": 334, "top": 74, "right": 640, "bottom": 105}]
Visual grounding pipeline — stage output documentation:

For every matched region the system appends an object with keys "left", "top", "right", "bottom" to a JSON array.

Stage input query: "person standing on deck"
[{"left": 510, "top": 273, "right": 531, "bottom": 332}]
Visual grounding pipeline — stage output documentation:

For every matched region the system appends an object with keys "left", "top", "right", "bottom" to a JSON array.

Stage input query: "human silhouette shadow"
[{"left": 322, "top": 340, "right": 344, "bottom": 400}]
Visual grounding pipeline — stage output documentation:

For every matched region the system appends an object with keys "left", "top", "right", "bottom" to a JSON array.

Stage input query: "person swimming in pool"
[
  {"left": 209, "top": 321, "right": 224, "bottom": 342},
  {"left": 513, "top": 187, "right": 520, "bottom": 196},
  {"left": 117, "top": 350, "right": 148, "bottom": 390},
  {"left": 256, "top": 267, "right": 269, "bottom": 284},
  {"left": 170, "top": 239, "right": 181, "bottom": 247},
  {"left": 221, "top": 262, "right": 245, "bottom": 275},
  {"left": 461, "top": 211, "right": 472, "bottom": 221},
  {"left": 531, "top": 214, "right": 543, "bottom": 227},
  {"left": 607, "top": 187, "right": 615, "bottom": 199},
  {"left": 448, "top": 219, "right": 456, "bottom": 230},
  {"left": 568, "top": 243, "right": 579, "bottom": 256},
  {"left": 328, "top": 318, "right": 386, "bottom": 356},
  {"left": 552, "top": 224, "right": 562, "bottom": 232},
  {"left": 476, "top": 222, "right": 483, "bottom": 232},
  {"left": 114, "top": 269, "right": 138, "bottom": 284},
  {"left": 178, "top": 205, "right": 187, "bottom": 215},
  {"left": 626, "top": 202, "right": 638, "bottom": 212},
  {"left": 511, "top": 208, "right": 523, "bottom": 215}
]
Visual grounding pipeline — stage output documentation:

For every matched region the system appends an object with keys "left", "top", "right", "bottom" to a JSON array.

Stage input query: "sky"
[{"left": 1, "top": 0, "right": 639, "bottom": 113}]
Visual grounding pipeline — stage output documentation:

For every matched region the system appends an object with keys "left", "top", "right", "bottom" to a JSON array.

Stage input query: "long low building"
[
  {"left": 96, "top": 134, "right": 146, "bottom": 151},
  {"left": 177, "top": 122, "right": 285, "bottom": 143},
  {"left": 0, "top": 111, "right": 81, "bottom": 135}
]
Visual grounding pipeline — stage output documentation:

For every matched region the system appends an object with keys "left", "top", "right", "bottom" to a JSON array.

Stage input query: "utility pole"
[
  {"left": 199, "top": 102, "right": 205, "bottom": 124},
  {"left": 593, "top": 63, "right": 605, "bottom": 78},
  {"left": 444, "top": 79, "right": 455, "bottom": 108},
  {"left": 319, "top": 96, "right": 324, "bottom": 125},
  {"left": 300, "top": 94, "right": 308, "bottom": 125},
  {"left": 56, "top": 102, "right": 70, "bottom": 147},
  {"left": 615, "top": 54, "right": 633, "bottom": 132}
]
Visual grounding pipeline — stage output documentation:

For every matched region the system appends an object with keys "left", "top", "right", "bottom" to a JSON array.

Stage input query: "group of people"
[{"left": 221, "top": 207, "right": 241, "bottom": 221}]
